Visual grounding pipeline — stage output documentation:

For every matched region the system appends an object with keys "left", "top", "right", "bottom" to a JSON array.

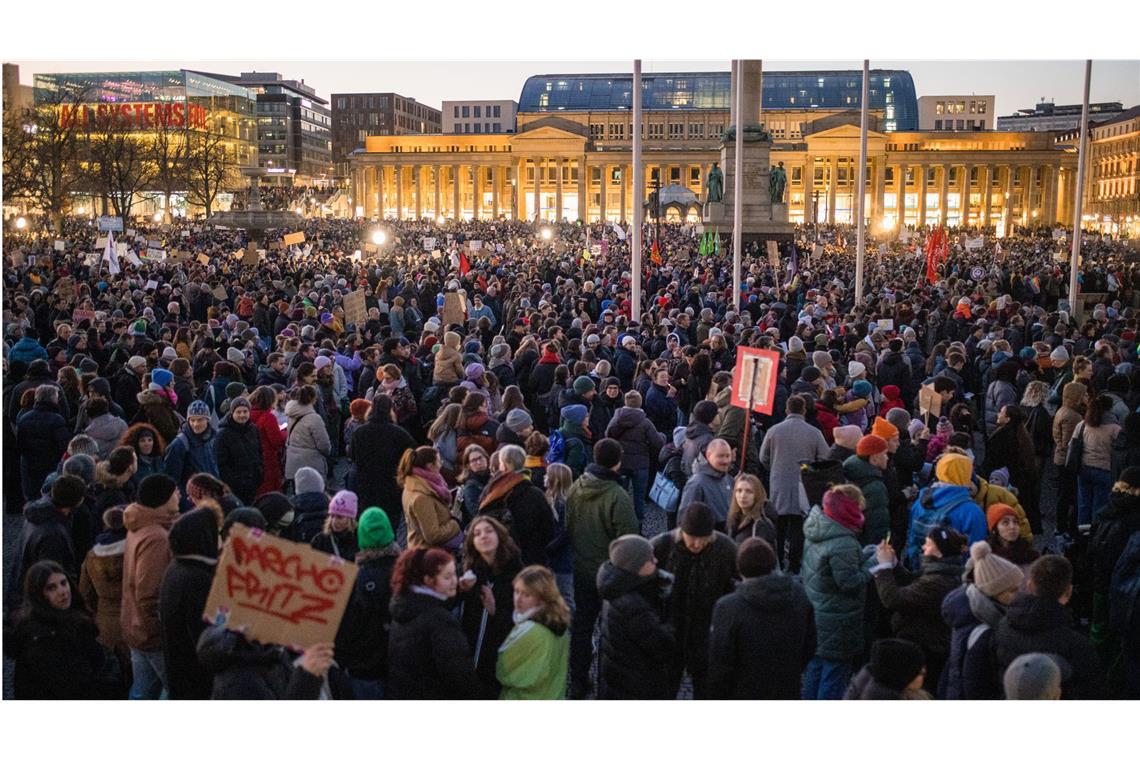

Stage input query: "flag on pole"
[
  {"left": 613, "top": 222, "right": 626, "bottom": 241},
  {"left": 102, "top": 230, "right": 120, "bottom": 275},
  {"left": 714, "top": 229, "right": 721, "bottom": 257},
  {"left": 650, "top": 239, "right": 662, "bottom": 266}
]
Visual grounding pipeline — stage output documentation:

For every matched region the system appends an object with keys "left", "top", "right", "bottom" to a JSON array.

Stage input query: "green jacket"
[
  {"left": 566, "top": 466, "right": 639, "bottom": 579},
  {"left": 496, "top": 618, "right": 569, "bottom": 700},
  {"left": 843, "top": 455, "right": 891, "bottom": 546},
  {"left": 801, "top": 505, "right": 873, "bottom": 661}
]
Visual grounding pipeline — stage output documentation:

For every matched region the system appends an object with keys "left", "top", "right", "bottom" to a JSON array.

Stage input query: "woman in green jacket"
[{"left": 496, "top": 565, "right": 570, "bottom": 699}]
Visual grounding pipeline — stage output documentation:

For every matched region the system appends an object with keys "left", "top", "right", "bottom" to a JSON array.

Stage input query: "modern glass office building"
[{"left": 518, "top": 70, "right": 918, "bottom": 131}]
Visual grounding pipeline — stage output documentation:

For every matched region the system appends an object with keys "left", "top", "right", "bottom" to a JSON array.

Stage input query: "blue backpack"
[
  {"left": 907, "top": 488, "right": 961, "bottom": 569},
  {"left": 547, "top": 429, "right": 568, "bottom": 464}
]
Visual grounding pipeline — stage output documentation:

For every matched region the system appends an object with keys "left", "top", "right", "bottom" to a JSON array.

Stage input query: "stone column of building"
[
  {"left": 826, "top": 156, "right": 838, "bottom": 225},
  {"left": 1025, "top": 165, "right": 1039, "bottom": 225},
  {"left": 362, "top": 167, "right": 374, "bottom": 218},
  {"left": 802, "top": 156, "right": 815, "bottom": 223},
  {"left": 982, "top": 165, "right": 993, "bottom": 227},
  {"left": 488, "top": 165, "right": 497, "bottom": 219},
  {"left": 1002, "top": 165, "right": 1015, "bottom": 228},
  {"left": 917, "top": 165, "right": 928, "bottom": 228},
  {"left": 599, "top": 163, "right": 608, "bottom": 221},
  {"left": 433, "top": 166, "right": 442, "bottom": 221},
  {"left": 577, "top": 158, "right": 587, "bottom": 222},
  {"left": 556, "top": 158, "right": 564, "bottom": 222},
  {"left": 1043, "top": 165, "right": 1057, "bottom": 225},
  {"left": 872, "top": 157, "right": 885, "bottom": 227},
  {"left": 896, "top": 161, "right": 908, "bottom": 227},
  {"left": 533, "top": 157, "right": 543, "bottom": 220},
  {"left": 513, "top": 159, "right": 524, "bottom": 220},
  {"left": 377, "top": 166, "right": 386, "bottom": 220},
  {"left": 452, "top": 164, "right": 461, "bottom": 220},
  {"left": 394, "top": 166, "right": 404, "bottom": 220},
  {"left": 352, "top": 169, "right": 362, "bottom": 217},
  {"left": 620, "top": 163, "right": 629, "bottom": 223},
  {"left": 412, "top": 165, "right": 421, "bottom": 220},
  {"left": 473, "top": 164, "right": 482, "bottom": 220},
  {"left": 961, "top": 163, "right": 974, "bottom": 227},
  {"left": 938, "top": 164, "right": 950, "bottom": 226}
]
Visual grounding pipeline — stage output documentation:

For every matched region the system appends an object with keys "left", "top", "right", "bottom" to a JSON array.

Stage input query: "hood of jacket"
[
  {"left": 736, "top": 573, "right": 800, "bottom": 613},
  {"left": 843, "top": 454, "right": 883, "bottom": 485},
  {"left": 882, "top": 350, "right": 905, "bottom": 368},
  {"left": 123, "top": 502, "right": 178, "bottom": 533},
  {"left": 1004, "top": 593, "right": 1073, "bottom": 635},
  {"left": 596, "top": 560, "right": 658, "bottom": 601},
  {"left": 803, "top": 505, "right": 858, "bottom": 543},
  {"left": 389, "top": 589, "right": 448, "bottom": 625},
  {"left": 169, "top": 508, "right": 220, "bottom": 560},
  {"left": 691, "top": 457, "right": 729, "bottom": 482},
  {"left": 941, "top": 585, "right": 978, "bottom": 630},
  {"left": 137, "top": 389, "right": 171, "bottom": 408},
  {"left": 1100, "top": 489, "right": 1140, "bottom": 524},
  {"left": 920, "top": 483, "right": 976, "bottom": 513},
  {"left": 607, "top": 406, "right": 648, "bottom": 435},
  {"left": 685, "top": 421, "right": 713, "bottom": 441},
  {"left": 285, "top": 400, "right": 316, "bottom": 420},
  {"left": 23, "top": 497, "right": 65, "bottom": 527},
  {"left": 196, "top": 625, "right": 283, "bottom": 672}
]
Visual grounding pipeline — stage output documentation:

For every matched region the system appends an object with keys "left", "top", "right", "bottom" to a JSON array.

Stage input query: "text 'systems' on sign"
[
  {"left": 202, "top": 526, "right": 357, "bottom": 650},
  {"left": 59, "top": 102, "right": 208, "bottom": 130}
]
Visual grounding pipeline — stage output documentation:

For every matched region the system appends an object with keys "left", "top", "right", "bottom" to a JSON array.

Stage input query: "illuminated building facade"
[
  {"left": 331, "top": 92, "right": 442, "bottom": 180},
  {"left": 918, "top": 95, "right": 994, "bottom": 131},
  {"left": 348, "top": 69, "right": 1081, "bottom": 231},
  {"left": 1084, "top": 105, "right": 1140, "bottom": 237}
]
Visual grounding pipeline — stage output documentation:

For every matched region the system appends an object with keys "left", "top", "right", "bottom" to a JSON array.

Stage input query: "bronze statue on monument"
[
  {"left": 705, "top": 162, "right": 724, "bottom": 204},
  {"left": 769, "top": 161, "right": 787, "bottom": 204}
]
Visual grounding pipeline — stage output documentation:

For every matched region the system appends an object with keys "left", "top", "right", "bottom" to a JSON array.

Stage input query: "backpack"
[
  {"left": 547, "top": 429, "right": 568, "bottom": 464},
  {"left": 907, "top": 488, "right": 960, "bottom": 569}
]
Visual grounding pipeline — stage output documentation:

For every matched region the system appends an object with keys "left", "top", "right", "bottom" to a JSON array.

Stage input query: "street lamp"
[
  {"left": 153, "top": 211, "right": 163, "bottom": 222},
  {"left": 15, "top": 217, "right": 27, "bottom": 230},
  {"left": 540, "top": 227, "right": 553, "bottom": 241},
  {"left": 372, "top": 229, "right": 387, "bottom": 246}
]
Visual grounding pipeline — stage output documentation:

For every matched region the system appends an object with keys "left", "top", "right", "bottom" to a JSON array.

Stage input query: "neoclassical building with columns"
[{"left": 347, "top": 69, "right": 1081, "bottom": 231}]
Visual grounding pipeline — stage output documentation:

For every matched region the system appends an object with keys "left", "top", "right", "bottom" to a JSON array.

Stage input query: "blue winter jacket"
[
  {"left": 164, "top": 422, "right": 219, "bottom": 490},
  {"left": 906, "top": 483, "right": 988, "bottom": 569},
  {"left": 8, "top": 336, "right": 48, "bottom": 365}
]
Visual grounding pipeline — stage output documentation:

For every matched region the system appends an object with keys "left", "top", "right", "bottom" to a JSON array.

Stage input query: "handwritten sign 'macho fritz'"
[{"left": 202, "top": 526, "right": 357, "bottom": 650}]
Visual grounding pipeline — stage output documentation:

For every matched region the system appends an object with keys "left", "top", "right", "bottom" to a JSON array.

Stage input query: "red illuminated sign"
[{"left": 59, "top": 102, "right": 208, "bottom": 130}]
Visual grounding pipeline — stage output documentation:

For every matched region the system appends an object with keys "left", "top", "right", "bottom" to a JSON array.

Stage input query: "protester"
[
  {"left": 159, "top": 508, "right": 219, "bottom": 700},
  {"left": 496, "top": 565, "right": 571, "bottom": 700}
]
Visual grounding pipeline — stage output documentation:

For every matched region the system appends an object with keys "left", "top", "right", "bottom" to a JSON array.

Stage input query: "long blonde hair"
[
  {"left": 513, "top": 565, "right": 571, "bottom": 632},
  {"left": 726, "top": 473, "right": 768, "bottom": 529},
  {"left": 544, "top": 463, "right": 572, "bottom": 519}
]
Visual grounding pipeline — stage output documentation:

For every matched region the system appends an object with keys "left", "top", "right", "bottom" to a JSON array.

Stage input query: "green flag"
[
  {"left": 714, "top": 229, "right": 721, "bottom": 257},
  {"left": 699, "top": 232, "right": 707, "bottom": 256}
]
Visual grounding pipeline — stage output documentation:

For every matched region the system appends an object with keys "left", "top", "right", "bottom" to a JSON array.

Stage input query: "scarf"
[
  {"left": 965, "top": 583, "right": 1007, "bottom": 628},
  {"left": 823, "top": 492, "right": 866, "bottom": 533},
  {"left": 413, "top": 467, "right": 451, "bottom": 503},
  {"left": 479, "top": 470, "right": 527, "bottom": 511}
]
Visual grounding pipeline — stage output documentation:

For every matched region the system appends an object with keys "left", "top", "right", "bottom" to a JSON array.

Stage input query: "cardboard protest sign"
[
  {"left": 54, "top": 239, "right": 66, "bottom": 251},
  {"left": 212, "top": 284, "right": 228, "bottom": 301},
  {"left": 812, "top": 243, "right": 824, "bottom": 262},
  {"left": 468, "top": 240, "right": 483, "bottom": 252},
  {"left": 71, "top": 309, "right": 97, "bottom": 324},
  {"left": 197, "top": 253, "right": 211, "bottom": 265},
  {"left": 767, "top": 240, "right": 779, "bottom": 269},
  {"left": 918, "top": 383, "right": 942, "bottom": 419},
  {"left": 83, "top": 253, "right": 100, "bottom": 267},
  {"left": 422, "top": 237, "right": 437, "bottom": 251},
  {"left": 730, "top": 347, "right": 780, "bottom": 415},
  {"left": 97, "top": 216, "right": 123, "bottom": 232},
  {"left": 145, "top": 248, "right": 167, "bottom": 262},
  {"left": 431, "top": 249, "right": 443, "bottom": 260},
  {"left": 202, "top": 526, "right": 357, "bottom": 650},
  {"left": 283, "top": 231, "right": 306, "bottom": 246},
  {"left": 125, "top": 228, "right": 136, "bottom": 238},
  {"left": 96, "top": 236, "right": 109, "bottom": 249},
  {"left": 181, "top": 230, "right": 191, "bottom": 238},
  {"left": 9, "top": 251, "right": 26, "bottom": 267},
  {"left": 269, "top": 241, "right": 283, "bottom": 250},
  {"left": 169, "top": 249, "right": 192, "bottom": 263},
  {"left": 442, "top": 291, "right": 467, "bottom": 326},
  {"left": 342, "top": 288, "right": 368, "bottom": 327},
  {"left": 144, "top": 279, "right": 158, "bottom": 290},
  {"left": 364, "top": 243, "right": 378, "bottom": 253},
  {"left": 124, "top": 250, "right": 144, "bottom": 267},
  {"left": 243, "top": 243, "right": 259, "bottom": 267}
]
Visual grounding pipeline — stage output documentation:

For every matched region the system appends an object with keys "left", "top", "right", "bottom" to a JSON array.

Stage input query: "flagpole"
[
  {"left": 732, "top": 59, "right": 743, "bottom": 308},
  {"left": 632, "top": 59, "right": 643, "bottom": 324},
  {"left": 1069, "top": 60, "right": 1092, "bottom": 318},
  {"left": 855, "top": 59, "right": 869, "bottom": 305}
]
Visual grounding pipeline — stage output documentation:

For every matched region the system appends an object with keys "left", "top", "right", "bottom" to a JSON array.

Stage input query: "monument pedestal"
[{"left": 702, "top": 132, "right": 794, "bottom": 243}]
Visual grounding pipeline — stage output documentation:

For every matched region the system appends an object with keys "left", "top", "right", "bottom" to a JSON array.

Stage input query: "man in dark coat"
[
  {"left": 605, "top": 393, "right": 665, "bottom": 521},
  {"left": 597, "top": 535, "right": 677, "bottom": 700},
  {"left": 994, "top": 555, "right": 1106, "bottom": 699},
  {"left": 213, "top": 399, "right": 263, "bottom": 506},
  {"left": 159, "top": 508, "right": 219, "bottom": 700},
  {"left": 7, "top": 475, "right": 86, "bottom": 613},
  {"left": 16, "top": 384, "right": 73, "bottom": 501},
  {"left": 114, "top": 356, "right": 147, "bottom": 422},
  {"left": 651, "top": 502, "right": 739, "bottom": 699},
  {"left": 335, "top": 508, "right": 399, "bottom": 692},
  {"left": 349, "top": 396, "right": 415, "bottom": 531},
  {"left": 476, "top": 444, "right": 554, "bottom": 567},
  {"left": 707, "top": 538, "right": 816, "bottom": 699}
]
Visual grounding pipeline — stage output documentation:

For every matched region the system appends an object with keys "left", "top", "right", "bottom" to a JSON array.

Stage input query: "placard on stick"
[
  {"left": 730, "top": 346, "right": 780, "bottom": 415},
  {"left": 202, "top": 526, "right": 357, "bottom": 650},
  {"left": 242, "top": 243, "right": 259, "bottom": 267},
  {"left": 282, "top": 231, "right": 306, "bottom": 246},
  {"left": 342, "top": 288, "right": 367, "bottom": 327},
  {"left": 918, "top": 383, "right": 942, "bottom": 419}
]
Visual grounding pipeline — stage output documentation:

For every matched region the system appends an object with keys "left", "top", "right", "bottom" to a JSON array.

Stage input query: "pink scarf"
[{"left": 413, "top": 467, "right": 451, "bottom": 503}]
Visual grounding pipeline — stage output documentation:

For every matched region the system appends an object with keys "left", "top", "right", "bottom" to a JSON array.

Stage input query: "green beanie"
[{"left": 357, "top": 507, "right": 394, "bottom": 550}]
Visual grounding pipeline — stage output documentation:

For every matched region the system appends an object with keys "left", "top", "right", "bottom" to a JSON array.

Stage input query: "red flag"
[
  {"left": 650, "top": 239, "right": 662, "bottom": 266},
  {"left": 458, "top": 250, "right": 470, "bottom": 277}
]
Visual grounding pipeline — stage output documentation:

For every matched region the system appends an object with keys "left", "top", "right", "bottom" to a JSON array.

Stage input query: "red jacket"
[
  {"left": 250, "top": 407, "right": 287, "bottom": 497},
  {"left": 815, "top": 403, "right": 839, "bottom": 445}
]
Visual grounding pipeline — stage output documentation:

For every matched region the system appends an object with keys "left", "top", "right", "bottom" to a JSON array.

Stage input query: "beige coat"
[{"left": 402, "top": 475, "right": 461, "bottom": 549}]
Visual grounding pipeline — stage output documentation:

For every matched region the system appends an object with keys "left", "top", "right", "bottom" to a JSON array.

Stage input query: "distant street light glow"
[
  {"left": 15, "top": 217, "right": 27, "bottom": 229},
  {"left": 540, "top": 227, "right": 553, "bottom": 241},
  {"left": 372, "top": 230, "right": 386, "bottom": 245}
]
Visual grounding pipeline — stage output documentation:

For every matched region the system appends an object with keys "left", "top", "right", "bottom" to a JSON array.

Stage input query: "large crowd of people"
[{"left": 3, "top": 211, "right": 1139, "bottom": 701}]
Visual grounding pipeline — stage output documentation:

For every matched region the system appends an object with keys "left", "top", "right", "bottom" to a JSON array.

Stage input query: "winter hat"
[
  {"left": 737, "top": 537, "right": 777, "bottom": 578},
  {"left": 1018, "top": 346, "right": 1037, "bottom": 361},
  {"left": 349, "top": 398, "right": 372, "bottom": 419},
  {"left": 328, "top": 490, "right": 358, "bottom": 520},
  {"left": 254, "top": 492, "right": 294, "bottom": 528},
  {"left": 986, "top": 502, "right": 1019, "bottom": 532},
  {"left": 832, "top": 425, "right": 862, "bottom": 450},
  {"left": 935, "top": 453, "right": 973, "bottom": 487},
  {"left": 801, "top": 366, "right": 822, "bottom": 383},
  {"left": 823, "top": 488, "right": 865, "bottom": 533},
  {"left": 228, "top": 397, "right": 250, "bottom": 413},
  {"left": 1119, "top": 465, "right": 1140, "bottom": 490},
  {"left": 127, "top": 356, "right": 148, "bottom": 371},
  {"left": 608, "top": 534, "right": 655, "bottom": 575},
  {"left": 927, "top": 525, "right": 966, "bottom": 557},
  {"left": 161, "top": 346, "right": 178, "bottom": 361},
  {"left": 572, "top": 375, "right": 596, "bottom": 395},
  {"left": 1050, "top": 346, "right": 1070, "bottom": 363},
  {"left": 871, "top": 417, "right": 899, "bottom": 441},
  {"left": 847, "top": 361, "right": 866, "bottom": 378},
  {"left": 137, "top": 473, "right": 178, "bottom": 509},
  {"left": 187, "top": 400, "right": 210, "bottom": 419},
  {"left": 693, "top": 400, "right": 718, "bottom": 426},
  {"left": 294, "top": 466, "right": 325, "bottom": 495},
  {"left": 969, "top": 541, "right": 1025, "bottom": 597},
  {"left": 679, "top": 502, "right": 716, "bottom": 537},
  {"left": 856, "top": 434, "right": 888, "bottom": 457},
  {"left": 465, "top": 363, "right": 485, "bottom": 381},
  {"left": 357, "top": 507, "right": 394, "bottom": 550},
  {"left": 812, "top": 350, "right": 833, "bottom": 368},
  {"left": 1003, "top": 653, "right": 1064, "bottom": 700},
  {"left": 851, "top": 380, "right": 873, "bottom": 399},
  {"left": 907, "top": 419, "right": 926, "bottom": 440},
  {"left": 561, "top": 404, "right": 588, "bottom": 427},
  {"left": 936, "top": 416, "right": 953, "bottom": 435},
  {"left": 224, "top": 382, "right": 245, "bottom": 400},
  {"left": 869, "top": 639, "right": 926, "bottom": 691},
  {"left": 50, "top": 475, "right": 88, "bottom": 510},
  {"left": 222, "top": 507, "right": 267, "bottom": 541},
  {"left": 169, "top": 508, "right": 220, "bottom": 559},
  {"left": 314, "top": 355, "right": 332, "bottom": 371},
  {"left": 151, "top": 367, "right": 174, "bottom": 388},
  {"left": 505, "top": 408, "right": 534, "bottom": 435},
  {"left": 788, "top": 336, "right": 804, "bottom": 353},
  {"left": 224, "top": 347, "right": 243, "bottom": 364}
]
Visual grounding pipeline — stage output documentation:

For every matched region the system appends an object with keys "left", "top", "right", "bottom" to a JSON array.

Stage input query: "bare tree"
[
  {"left": 2, "top": 85, "right": 90, "bottom": 233},
  {"left": 148, "top": 115, "right": 191, "bottom": 222},
  {"left": 185, "top": 122, "right": 233, "bottom": 218},
  {"left": 87, "top": 110, "right": 156, "bottom": 220}
]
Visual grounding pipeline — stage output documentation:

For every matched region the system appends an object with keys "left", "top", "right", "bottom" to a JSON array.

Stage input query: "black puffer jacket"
[
  {"left": 15, "top": 401, "right": 72, "bottom": 495},
  {"left": 873, "top": 556, "right": 963, "bottom": 658},
  {"left": 995, "top": 593, "right": 1106, "bottom": 699},
  {"left": 605, "top": 407, "right": 665, "bottom": 472},
  {"left": 213, "top": 414, "right": 263, "bottom": 505},
  {"left": 650, "top": 529, "right": 738, "bottom": 674},
  {"left": 386, "top": 591, "right": 483, "bottom": 699},
  {"left": 6, "top": 611, "right": 116, "bottom": 699},
  {"left": 877, "top": 350, "right": 915, "bottom": 404},
  {"left": 1090, "top": 490, "right": 1140, "bottom": 595},
  {"left": 159, "top": 509, "right": 218, "bottom": 700},
  {"left": 334, "top": 547, "right": 398, "bottom": 682},
  {"left": 706, "top": 573, "right": 816, "bottom": 699},
  {"left": 596, "top": 561, "right": 677, "bottom": 700},
  {"left": 196, "top": 625, "right": 352, "bottom": 699},
  {"left": 8, "top": 499, "right": 77, "bottom": 612}
]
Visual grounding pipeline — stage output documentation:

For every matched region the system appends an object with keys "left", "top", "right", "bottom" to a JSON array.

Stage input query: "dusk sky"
[{"left": 12, "top": 59, "right": 1138, "bottom": 118}]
